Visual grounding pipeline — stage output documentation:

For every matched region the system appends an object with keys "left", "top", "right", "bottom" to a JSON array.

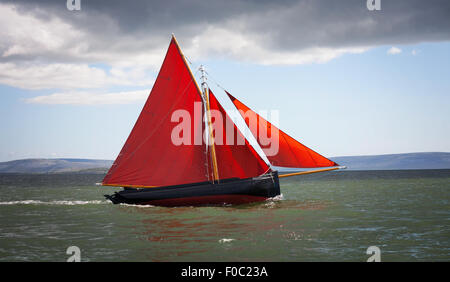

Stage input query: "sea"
[{"left": 0, "top": 170, "right": 448, "bottom": 262}]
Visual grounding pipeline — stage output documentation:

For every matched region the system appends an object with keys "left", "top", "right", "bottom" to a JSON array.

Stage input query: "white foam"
[
  {"left": 267, "top": 193, "right": 284, "bottom": 201},
  {"left": 0, "top": 200, "right": 109, "bottom": 206},
  {"left": 118, "top": 203, "right": 155, "bottom": 208},
  {"left": 219, "top": 238, "right": 235, "bottom": 243},
  {"left": 263, "top": 194, "right": 284, "bottom": 207}
]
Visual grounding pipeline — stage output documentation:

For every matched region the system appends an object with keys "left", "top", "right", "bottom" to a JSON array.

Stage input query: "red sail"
[
  {"left": 102, "top": 38, "right": 209, "bottom": 188},
  {"left": 227, "top": 92, "right": 339, "bottom": 168},
  {"left": 209, "top": 90, "right": 270, "bottom": 179}
]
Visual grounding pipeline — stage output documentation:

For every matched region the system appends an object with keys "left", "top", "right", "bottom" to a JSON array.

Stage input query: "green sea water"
[{"left": 0, "top": 170, "right": 448, "bottom": 262}]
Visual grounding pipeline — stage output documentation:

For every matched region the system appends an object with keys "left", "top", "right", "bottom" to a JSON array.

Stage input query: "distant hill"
[
  {"left": 0, "top": 158, "right": 113, "bottom": 174},
  {"left": 331, "top": 152, "right": 450, "bottom": 170},
  {"left": 0, "top": 153, "right": 449, "bottom": 173}
]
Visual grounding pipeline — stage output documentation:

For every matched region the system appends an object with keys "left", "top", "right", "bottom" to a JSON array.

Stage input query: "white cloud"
[
  {"left": 411, "top": 49, "right": 419, "bottom": 55},
  {"left": 186, "top": 26, "right": 369, "bottom": 65},
  {"left": 0, "top": 4, "right": 164, "bottom": 68},
  {"left": 387, "top": 46, "right": 402, "bottom": 55},
  {"left": 0, "top": 4, "right": 156, "bottom": 91},
  {"left": 0, "top": 62, "right": 153, "bottom": 90},
  {"left": 10, "top": 2, "right": 441, "bottom": 106},
  {"left": 0, "top": 3, "right": 371, "bottom": 95},
  {"left": 24, "top": 90, "right": 149, "bottom": 105},
  {"left": 0, "top": 63, "right": 109, "bottom": 90},
  {"left": 0, "top": 4, "right": 83, "bottom": 58},
  {"left": 0, "top": 3, "right": 372, "bottom": 68}
]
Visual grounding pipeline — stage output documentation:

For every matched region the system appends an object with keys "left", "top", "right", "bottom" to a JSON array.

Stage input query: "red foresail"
[
  {"left": 209, "top": 90, "right": 270, "bottom": 179},
  {"left": 227, "top": 92, "right": 339, "bottom": 168},
  {"left": 102, "top": 38, "right": 209, "bottom": 188}
]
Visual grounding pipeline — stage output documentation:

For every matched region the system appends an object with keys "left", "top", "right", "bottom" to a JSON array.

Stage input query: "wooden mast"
[
  {"left": 200, "top": 65, "right": 220, "bottom": 182},
  {"left": 171, "top": 35, "right": 219, "bottom": 183}
]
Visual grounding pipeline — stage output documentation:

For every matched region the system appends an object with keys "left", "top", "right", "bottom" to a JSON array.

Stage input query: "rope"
[
  {"left": 185, "top": 57, "right": 230, "bottom": 93},
  {"left": 205, "top": 70, "right": 229, "bottom": 93}
]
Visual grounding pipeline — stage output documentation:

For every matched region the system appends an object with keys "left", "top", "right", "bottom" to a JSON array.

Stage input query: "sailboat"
[{"left": 103, "top": 35, "right": 343, "bottom": 206}]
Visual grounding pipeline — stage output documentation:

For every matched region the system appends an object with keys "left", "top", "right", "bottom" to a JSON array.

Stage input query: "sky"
[{"left": 0, "top": 0, "right": 449, "bottom": 162}]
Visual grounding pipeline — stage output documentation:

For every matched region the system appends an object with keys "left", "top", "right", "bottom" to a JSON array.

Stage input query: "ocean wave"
[
  {"left": 118, "top": 203, "right": 156, "bottom": 208},
  {"left": 219, "top": 238, "right": 235, "bottom": 243},
  {"left": 0, "top": 200, "right": 109, "bottom": 206}
]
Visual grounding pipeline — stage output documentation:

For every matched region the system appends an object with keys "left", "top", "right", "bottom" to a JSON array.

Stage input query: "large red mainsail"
[
  {"left": 102, "top": 38, "right": 209, "bottom": 187},
  {"left": 209, "top": 90, "right": 270, "bottom": 179},
  {"left": 103, "top": 39, "right": 271, "bottom": 188},
  {"left": 227, "top": 92, "right": 339, "bottom": 168}
]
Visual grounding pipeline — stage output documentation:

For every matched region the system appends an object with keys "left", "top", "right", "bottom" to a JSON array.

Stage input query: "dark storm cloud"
[
  {"left": 3, "top": 0, "right": 286, "bottom": 37},
  {"left": 1, "top": 0, "right": 449, "bottom": 64},
  {"left": 0, "top": 0, "right": 448, "bottom": 91},
  {"left": 4, "top": 0, "right": 450, "bottom": 45}
]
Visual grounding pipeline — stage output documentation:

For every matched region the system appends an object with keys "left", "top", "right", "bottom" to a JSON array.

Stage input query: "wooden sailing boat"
[{"left": 103, "top": 35, "right": 342, "bottom": 206}]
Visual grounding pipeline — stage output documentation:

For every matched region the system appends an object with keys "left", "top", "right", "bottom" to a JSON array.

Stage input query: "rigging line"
[
  {"left": 204, "top": 70, "right": 229, "bottom": 93},
  {"left": 184, "top": 54, "right": 193, "bottom": 65},
  {"left": 184, "top": 55, "right": 202, "bottom": 80},
  {"left": 183, "top": 56, "right": 226, "bottom": 96},
  {"left": 183, "top": 56, "right": 205, "bottom": 102},
  {"left": 263, "top": 166, "right": 272, "bottom": 177},
  {"left": 182, "top": 54, "right": 203, "bottom": 90}
]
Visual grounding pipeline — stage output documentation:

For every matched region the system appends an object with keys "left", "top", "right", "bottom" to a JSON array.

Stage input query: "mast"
[
  {"left": 200, "top": 65, "right": 220, "bottom": 182},
  {"left": 171, "top": 35, "right": 219, "bottom": 183}
]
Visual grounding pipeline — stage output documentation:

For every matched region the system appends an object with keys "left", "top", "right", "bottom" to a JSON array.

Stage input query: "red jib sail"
[
  {"left": 102, "top": 38, "right": 209, "bottom": 188},
  {"left": 209, "top": 90, "right": 270, "bottom": 179},
  {"left": 227, "top": 92, "right": 339, "bottom": 168}
]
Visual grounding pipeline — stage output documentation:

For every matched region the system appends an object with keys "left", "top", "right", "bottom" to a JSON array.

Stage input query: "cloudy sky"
[{"left": 1, "top": 0, "right": 449, "bottom": 161}]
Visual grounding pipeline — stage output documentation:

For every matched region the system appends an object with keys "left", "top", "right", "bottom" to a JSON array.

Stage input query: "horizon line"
[{"left": 1, "top": 151, "right": 449, "bottom": 163}]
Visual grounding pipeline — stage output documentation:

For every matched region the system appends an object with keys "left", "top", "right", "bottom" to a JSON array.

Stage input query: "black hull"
[{"left": 105, "top": 171, "right": 280, "bottom": 207}]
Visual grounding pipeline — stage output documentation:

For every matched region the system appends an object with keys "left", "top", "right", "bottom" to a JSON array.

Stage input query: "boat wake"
[
  {"left": 118, "top": 203, "right": 156, "bottom": 208},
  {"left": 263, "top": 193, "right": 284, "bottom": 208},
  {"left": 0, "top": 200, "right": 110, "bottom": 206},
  {"left": 267, "top": 193, "right": 284, "bottom": 202},
  {"left": 0, "top": 194, "right": 284, "bottom": 207}
]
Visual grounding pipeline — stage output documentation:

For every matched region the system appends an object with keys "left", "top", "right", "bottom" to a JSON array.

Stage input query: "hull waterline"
[{"left": 105, "top": 171, "right": 280, "bottom": 207}]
